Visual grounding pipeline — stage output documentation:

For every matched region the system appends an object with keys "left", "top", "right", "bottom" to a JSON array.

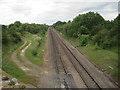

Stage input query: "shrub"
[
  {"left": 79, "top": 26, "right": 89, "bottom": 35},
  {"left": 79, "top": 34, "right": 90, "bottom": 46},
  {"left": 37, "top": 38, "right": 41, "bottom": 47},
  {"left": 32, "top": 49, "right": 37, "bottom": 56},
  {"left": 94, "top": 43, "right": 101, "bottom": 50}
]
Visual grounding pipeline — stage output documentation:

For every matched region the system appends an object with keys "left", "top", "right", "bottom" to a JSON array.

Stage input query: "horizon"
[
  {"left": 1, "top": 11, "right": 119, "bottom": 26},
  {"left": 0, "top": 0, "right": 119, "bottom": 25}
]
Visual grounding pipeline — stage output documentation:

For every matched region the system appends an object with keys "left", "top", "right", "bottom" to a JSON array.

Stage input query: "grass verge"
[
  {"left": 16, "top": 41, "right": 29, "bottom": 64},
  {"left": 58, "top": 32, "right": 118, "bottom": 82},
  {"left": 25, "top": 32, "right": 46, "bottom": 66},
  {"left": 2, "top": 41, "right": 36, "bottom": 86}
]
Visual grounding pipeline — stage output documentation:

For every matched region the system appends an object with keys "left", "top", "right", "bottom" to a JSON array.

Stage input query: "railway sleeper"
[{"left": 59, "top": 74, "right": 77, "bottom": 88}]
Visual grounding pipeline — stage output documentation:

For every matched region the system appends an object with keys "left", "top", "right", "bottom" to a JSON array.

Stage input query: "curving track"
[{"left": 48, "top": 27, "right": 118, "bottom": 89}]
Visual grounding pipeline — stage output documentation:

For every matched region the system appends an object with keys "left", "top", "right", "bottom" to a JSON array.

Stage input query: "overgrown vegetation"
[
  {"left": 53, "top": 12, "right": 119, "bottom": 50},
  {"left": 25, "top": 33, "right": 46, "bottom": 66},
  {"left": 53, "top": 12, "right": 119, "bottom": 82},
  {"left": 2, "top": 21, "right": 48, "bottom": 84},
  {"left": 2, "top": 21, "right": 48, "bottom": 45},
  {"left": 2, "top": 41, "right": 36, "bottom": 85}
]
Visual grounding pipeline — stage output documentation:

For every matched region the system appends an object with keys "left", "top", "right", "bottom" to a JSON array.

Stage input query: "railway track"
[
  {"left": 48, "top": 27, "right": 118, "bottom": 89},
  {"left": 50, "top": 30, "right": 76, "bottom": 88}
]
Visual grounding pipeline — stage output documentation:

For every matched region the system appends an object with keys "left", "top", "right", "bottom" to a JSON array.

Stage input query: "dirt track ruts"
[
  {"left": 11, "top": 40, "right": 43, "bottom": 87},
  {"left": 10, "top": 28, "right": 118, "bottom": 88}
]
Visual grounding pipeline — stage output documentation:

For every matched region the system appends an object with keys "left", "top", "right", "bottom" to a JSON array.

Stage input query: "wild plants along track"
[
  {"left": 11, "top": 40, "right": 43, "bottom": 87},
  {"left": 10, "top": 28, "right": 118, "bottom": 88},
  {"left": 48, "top": 27, "right": 118, "bottom": 89}
]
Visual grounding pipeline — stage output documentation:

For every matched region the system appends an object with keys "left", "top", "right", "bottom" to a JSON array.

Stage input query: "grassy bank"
[
  {"left": 2, "top": 41, "right": 36, "bottom": 85},
  {"left": 59, "top": 32, "right": 118, "bottom": 82},
  {"left": 16, "top": 40, "right": 29, "bottom": 64},
  {"left": 25, "top": 32, "right": 46, "bottom": 66}
]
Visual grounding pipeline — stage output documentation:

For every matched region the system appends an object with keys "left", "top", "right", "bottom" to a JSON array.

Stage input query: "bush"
[
  {"left": 94, "top": 43, "right": 101, "bottom": 50},
  {"left": 37, "top": 38, "right": 41, "bottom": 47},
  {"left": 79, "top": 26, "right": 89, "bottom": 35},
  {"left": 12, "top": 32, "right": 21, "bottom": 43},
  {"left": 31, "top": 49, "right": 37, "bottom": 56},
  {"left": 79, "top": 35, "right": 90, "bottom": 46}
]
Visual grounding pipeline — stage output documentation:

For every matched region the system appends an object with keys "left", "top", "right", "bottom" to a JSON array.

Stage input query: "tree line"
[
  {"left": 52, "top": 12, "right": 119, "bottom": 49},
  {"left": 2, "top": 21, "right": 48, "bottom": 45}
]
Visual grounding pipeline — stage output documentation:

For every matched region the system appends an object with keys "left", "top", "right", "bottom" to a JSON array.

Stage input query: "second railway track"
[
  {"left": 48, "top": 28, "right": 118, "bottom": 89},
  {"left": 50, "top": 29, "right": 76, "bottom": 88}
]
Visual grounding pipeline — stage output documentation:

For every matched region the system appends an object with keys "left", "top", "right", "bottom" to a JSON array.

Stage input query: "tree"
[
  {"left": 52, "top": 12, "right": 118, "bottom": 49},
  {"left": 79, "top": 26, "right": 89, "bottom": 35},
  {"left": 78, "top": 35, "right": 90, "bottom": 46},
  {"left": 2, "top": 21, "right": 48, "bottom": 45},
  {"left": 14, "top": 21, "right": 22, "bottom": 27}
]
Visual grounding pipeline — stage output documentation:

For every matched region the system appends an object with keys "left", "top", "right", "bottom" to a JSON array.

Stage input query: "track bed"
[{"left": 47, "top": 27, "right": 118, "bottom": 89}]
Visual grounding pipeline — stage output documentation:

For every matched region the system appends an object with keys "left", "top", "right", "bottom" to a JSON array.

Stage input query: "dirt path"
[
  {"left": 11, "top": 41, "right": 31, "bottom": 74},
  {"left": 11, "top": 38, "right": 58, "bottom": 88},
  {"left": 10, "top": 28, "right": 118, "bottom": 88},
  {"left": 11, "top": 40, "right": 43, "bottom": 87},
  {"left": 19, "top": 40, "right": 42, "bottom": 77}
]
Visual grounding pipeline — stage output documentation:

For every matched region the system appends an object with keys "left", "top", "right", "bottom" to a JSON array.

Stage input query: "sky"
[{"left": 0, "top": 0, "right": 119, "bottom": 25}]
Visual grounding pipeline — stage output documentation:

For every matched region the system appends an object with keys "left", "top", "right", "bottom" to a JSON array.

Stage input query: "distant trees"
[
  {"left": 53, "top": 12, "right": 119, "bottom": 49},
  {"left": 2, "top": 21, "right": 48, "bottom": 45},
  {"left": 2, "top": 25, "right": 9, "bottom": 44},
  {"left": 52, "top": 21, "right": 66, "bottom": 27}
]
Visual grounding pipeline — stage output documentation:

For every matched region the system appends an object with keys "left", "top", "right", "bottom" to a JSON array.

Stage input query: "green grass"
[
  {"left": 2, "top": 31, "right": 47, "bottom": 86},
  {"left": 58, "top": 32, "right": 119, "bottom": 82},
  {"left": 79, "top": 45, "right": 118, "bottom": 80},
  {"left": 16, "top": 41, "right": 29, "bottom": 64},
  {"left": 25, "top": 32, "right": 46, "bottom": 66},
  {"left": 2, "top": 41, "right": 36, "bottom": 85}
]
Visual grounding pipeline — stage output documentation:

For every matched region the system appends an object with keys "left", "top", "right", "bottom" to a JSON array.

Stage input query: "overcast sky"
[{"left": 0, "top": 0, "right": 119, "bottom": 25}]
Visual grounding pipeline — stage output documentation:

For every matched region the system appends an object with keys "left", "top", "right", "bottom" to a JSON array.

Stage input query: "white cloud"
[{"left": 0, "top": 0, "right": 118, "bottom": 25}]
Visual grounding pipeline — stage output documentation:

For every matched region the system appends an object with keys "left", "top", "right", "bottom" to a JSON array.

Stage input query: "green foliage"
[
  {"left": 79, "top": 44, "right": 118, "bottom": 82},
  {"left": 32, "top": 49, "right": 38, "bottom": 56},
  {"left": 59, "top": 32, "right": 118, "bottom": 82},
  {"left": 14, "top": 21, "right": 22, "bottom": 27},
  {"left": 79, "top": 26, "right": 89, "bottom": 35},
  {"left": 23, "top": 23, "right": 48, "bottom": 34},
  {"left": 2, "top": 41, "right": 36, "bottom": 85},
  {"left": 94, "top": 43, "right": 101, "bottom": 50},
  {"left": 91, "top": 24, "right": 103, "bottom": 36},
  {"left": 53, "top": 21, "right": 66, "bottom": 27},
  {"left": 25, "top": 33, "right": 46, "bottom": 66},
  {"left": 73, "top": 12, "right": 104, "bottom": 30},
  {"left": 2, "top": 25, "right": 22, "bottom": 44},
  {"left": 53, "top": 12, "right": 119, "bottom": 49},
  {"left": 2, "top": 21, "right": 48, "bottom": 45},
  {"left": 79, "top": 35, "right": 90, "bottom": 46},
  {"left": 2, "top": 21, "right": 48, "bottom": 83},
  {"left": 37, "top": 38, "right": 41, "bottom": 47},
  {"left": 12, "top": 32, "right": 21, "bottom": 43}
]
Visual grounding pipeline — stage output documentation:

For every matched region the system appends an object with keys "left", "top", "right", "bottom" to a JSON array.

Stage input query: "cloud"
[
  {"left": 0, "top": 0, "right": 118, "bottom": 25},
  {"left": 11, "top": 5, "right": 31, "bottom": 16},
  {"left": 76, "top": 2, "right": 118, "bottom": 20}
]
